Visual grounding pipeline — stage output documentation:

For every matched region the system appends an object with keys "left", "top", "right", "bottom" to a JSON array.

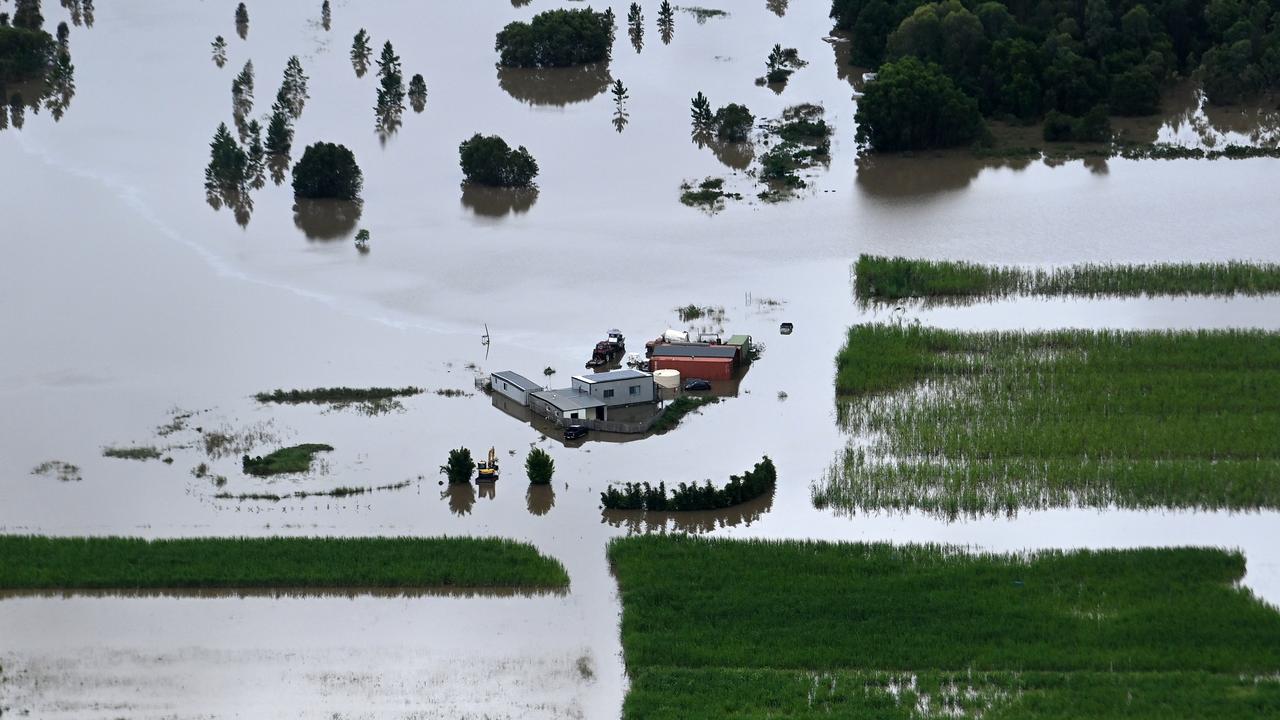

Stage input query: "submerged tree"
[
  {"left": 657, "top": 0, "right": 674, "bottom": 44},
  {"left": 82, "top": 0, "right": 94, "bottom": 28},
  {"left": 459, "top": 133, "right": 539, "bottom": 187},
  {"left": 374, "top": 40, "right": 405, "bottom": 131},
  {"left": 714, "top": 103, "right": 754, "bottom": 141},
  {"left": 13, "top": 0, "right": 43, "bottom": 30},
  {"left": 766, "top": 0, "right": 788, "bottom": 17},
  {"left": 291, "top": 141, "right": 363, "bottom": 200},
  {"left": 55, "top": 20, "right": 68, "bottom": 48},
  {"left": 320, "top": 0, "right": 331, "bottom": 31},
  {"left": 354, "top": 228, "right": 370, "bottom": 253},
  {"left": 205, "top": 122, "right": 248, "bottom": 192},
  {"left": 211, "top": 35, "right": 227, "bottom": 67},
  {"left": 408, "top": 73, "right": 427, "bottom": 113},
  {"left": 525, "top": 448, "right": 555, "bottom": 485},
  {"left": 440, "top": 447, "right": 475, "bottom": 485},
  {"left": 495, "top": 8, "right": 614, "bottom": 67},
  {"left": 628, "top": 3, "right": 644, "bottom": 53},
  {"left": 231, "top": 59, "right": 254, "bottom": 128},
  {"left": 234, "top": 2, "right": 249, "bottom": 39},
  {"left": 264, "top": 100, "right": 292, "bottom": 157},
  {"left": 690, "top": 91, "right": 713, "bottom": 133},
  {"left": 280, "top": 55, "right": 309, "bottom": 119},
  {"left": 43, "top": 47, "right": 75, "bottom": 120},
  {"left": 245, "top": 118, "right": 265, "bottom": 189},
  {"left": 350, "top": 28, "right": 371, "bottom": 77}
]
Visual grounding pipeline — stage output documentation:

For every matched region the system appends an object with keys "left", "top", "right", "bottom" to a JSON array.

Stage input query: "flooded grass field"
[{"left": 3, "top": 0, "right": 1280, "bottom": 717}]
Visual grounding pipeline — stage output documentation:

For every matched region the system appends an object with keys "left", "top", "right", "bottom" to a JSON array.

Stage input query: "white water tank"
[
  {"left": 663, "top": 329, "right": 690, "bottom": 343},
  {"left": 653, "top": 369, "right": 681, "bottom": 389}
]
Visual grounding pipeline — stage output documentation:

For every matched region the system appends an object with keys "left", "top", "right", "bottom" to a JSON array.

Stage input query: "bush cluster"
[
  {"left": 600, "top": 456, "right": 775, "bottom": 511},
  {"left": 495, "top": 8, "right": 613, "bottom": 68}
]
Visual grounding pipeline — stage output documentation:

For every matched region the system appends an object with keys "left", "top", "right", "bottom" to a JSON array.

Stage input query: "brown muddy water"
[{"left": 2, "top": 1, "right": 1280, "bottom": 717}]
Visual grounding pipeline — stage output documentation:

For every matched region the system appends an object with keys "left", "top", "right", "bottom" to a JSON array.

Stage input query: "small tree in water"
[
  {"left": 351, "top": 28, "right": 372, "bottom": 76},
  {"left": 459, "top": 134, "right": 539, "bottom": 188},
  {"left": 211, "top": 35, "right": 227, "bottom": 67},
  {"left": 375, "top": 41, "right": 405, "bottom": 122},
  {"left": 657, "top": 0, "right": 674, "bottom": 44},
  {"left": 320, "top": 0, "right": 331, "bottom": 31},
  {"left": 408, "top": 73, "right": 427, "bottom": 112},
  {"left": 280, "top": 55, "right": 309, "bottom": 119},
  {"left": 264, "top": 102, "right": 292, "bottom": 156},
  {"left": 440, "top": 447, "right": 475, "bottom": 485},
  {"left": 690, "top": 91, "right": 713, "bottom": 133},
  {"left": 291, "top": 142, "right": 363, "bottom": 200},
  {"left": 234, "top": 2, "right": 249, "bottom": 38},
  {"left": 354, "top": 228, "right": 370, "bottom": 254},
  {"left": 526, "top": 448, "right": 555, "bottom": 485},
  {"left": 204, "top": 122, "right": 248, "bottom": 194}
]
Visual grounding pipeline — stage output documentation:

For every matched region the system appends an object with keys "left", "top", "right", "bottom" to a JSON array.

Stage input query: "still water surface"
[{"left": 2, "top": 0, "right": 1279, "bottom": 717}]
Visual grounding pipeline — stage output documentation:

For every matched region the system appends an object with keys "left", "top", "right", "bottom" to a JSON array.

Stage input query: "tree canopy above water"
[
  {"left": 291, "top": 142, "right": 363, "bottom": 201},
  {"left": 0, "top": 25, "right": 54, "bottom": 83},
  {"left": 495, "top": 8, "right": 614, "bottom": 67},
  {"left": 459, "top": 133, "right": 539, "bottom": 187},
  {"left": 855, "top": 56, "right": 987, "bottom": 151}
]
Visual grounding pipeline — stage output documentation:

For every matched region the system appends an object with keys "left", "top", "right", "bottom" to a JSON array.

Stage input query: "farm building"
[
  {"left": 650, "top": 344, "right": 737, "bottom": 381},
  {"left": 490, "top": 370, "right": 544, "bottom": 406},
  {"left": 571, "top": 369, "right": 656, "bottom": 407},
  {"left": 529, "top": 388, "right": 607, "bottom": 422}
]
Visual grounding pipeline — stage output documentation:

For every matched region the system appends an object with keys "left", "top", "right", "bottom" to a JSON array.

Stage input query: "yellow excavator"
[{"left": 477, "top": 446, "right": 499, "bottom": 482}]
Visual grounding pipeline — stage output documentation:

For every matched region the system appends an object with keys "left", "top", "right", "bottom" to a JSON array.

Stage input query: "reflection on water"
[
  {"left": 206, "top": 187, "right": 254, "bottom": 228},
  {"left": 1153, "top": 87, "right": 1280, "bottom": 149},
  {"left": 696, "top": 134, "right": 755, "bottom": 170},
  {"left": 855, "top": 154, "right": 1032, "bottom": 199},
  {"left": 461, "top": 184, "right": 538, "bottom": 218},
  {"left": 497, "top": 63, "right": 611, "bottom": 107},
  {"left": 442, "top": 482, "right": 476, "bottom": 516},
  {"left": 601, "top": 489, "right": 774, "bottom": 533},
  {"left": 479, "top": 482, "right": 496, "bottom": 500},
  {"left": 292, "top": 198, "right": 362, "bottom": 240},
  {"left": 527, "top": 484, "right": 555, "bottom": 516}
]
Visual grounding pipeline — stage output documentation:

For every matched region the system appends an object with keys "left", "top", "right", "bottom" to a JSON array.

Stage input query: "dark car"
[
  {"left": 563, "top": 424, "right": 588, "bottom": 440},
  {"left": 683, "top": 378, "right": 712, "bottom": 391}
]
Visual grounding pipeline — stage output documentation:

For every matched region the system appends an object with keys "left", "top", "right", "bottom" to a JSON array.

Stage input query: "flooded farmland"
[{"left": 3, "top": 0, "right": 1280, "bottom": 717}]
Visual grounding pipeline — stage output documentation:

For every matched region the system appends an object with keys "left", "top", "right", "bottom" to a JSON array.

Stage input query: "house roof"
[
  {"left": 531, "top": 388, "right": 606, "bottom": 411},
  {"left": 650, "top": 344, "right": 738, "bottom": 359},
  {"left": 726, "top": 334, "right": 752, "bottom": 347},
  {"left": 492, "top": 371, "right": 543, "bottom": 393},
  {"left": 573, "top": 369, "right": 652, "bottom": 384}
]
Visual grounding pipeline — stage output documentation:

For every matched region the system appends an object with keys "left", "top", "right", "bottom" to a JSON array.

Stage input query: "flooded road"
[{"left": 3, "top": 0, "right": 1280, "bottom": 717}]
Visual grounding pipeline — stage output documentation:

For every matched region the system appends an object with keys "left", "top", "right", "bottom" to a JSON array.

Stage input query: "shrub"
[
  {"left": 495, "top": 8, "right": 613, "bottom": 68},
  {"left": 526, "top": 448, "right": 555, "bottom": 485},
  {"left": 291, "top": 142, "right": 363, "bottom": 200},
  {"left": 459, "top": 134, "right": 539, "bottom": 187},
  {"left": 440, "top": 447, "right": 475, "bottom": 485}
]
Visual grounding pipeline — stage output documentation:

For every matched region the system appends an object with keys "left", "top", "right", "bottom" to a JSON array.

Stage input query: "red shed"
[{"left": 650, "top": 344, "right": 737, "bottom": 381}]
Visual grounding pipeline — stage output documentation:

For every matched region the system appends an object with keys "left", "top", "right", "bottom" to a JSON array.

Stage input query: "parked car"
[
  {"left": 684, "top": 378, "right": 712, "bottom": 391},
  {"left": 564, "top": 424, "right": 589, "bottom": 440}
]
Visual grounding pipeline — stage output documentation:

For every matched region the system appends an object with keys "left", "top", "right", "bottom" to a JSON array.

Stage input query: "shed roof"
[
  {"left": 530, "top": 388, "right": 606, "bottom": 411},
  {"left": 573, "top": 369, "right": 653, "bottom": 384},
  {"left": 726, "top": 334, "right": 752, "bottom": 347},
  {"left": 491, "top": 371, "right": 543, "bottom": 393},
  {"left": 650, "top": 344, "right": 738, "bottom": 359}
]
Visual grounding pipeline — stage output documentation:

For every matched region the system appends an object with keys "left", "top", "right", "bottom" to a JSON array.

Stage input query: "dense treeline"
[
  {"left": 600, "top": 456, "right": 776, "bottom": 511},
  {"left": 838, "top": 0, "right": 1280, "bottom": 147}
]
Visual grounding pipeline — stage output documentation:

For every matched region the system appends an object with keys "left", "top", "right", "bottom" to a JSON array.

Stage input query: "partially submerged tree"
[
  {"left": 526, "top": 448, "right": 555, "bottom": 485},
  {"left": 854, "top": 57, "right": 986, "bottom": 151},
  {"left": 459, "top": 133, "right": 539, "bottom": 187},
  {"left": 211, "top": 35, "right": 227, "bottom": 68},
  {"left": 495, "top": 8, "right": 613, "bottom": 67},
  {"left": 320, "top": 0, "right": 331, "bottom": 31},
  {"left": 713, "top": 103, "right": 754, "bottom": 141},
  {"left": 234, "top": 2, "right": 249, "bottom": 38},
  {"left": 440, "top": 447, "right": 475, "bottom": 485},
  {"left": 291, "top": 142, "right": 363, "bottom": 200},
  {"left": 280, "top": 55, "right": 309, "bottom": 119},
  {"left": 690, "top": 91, "right": 714, "bottom": 133},
  {"left": 264, "top": 101, "right": 292, "bottom": 156},
  {"left": 350, "top": 28, "right": 371, "bottom": 76},
  {"left": 657, "top": 0, "right": 675, "bottom": 43},
  {"left": 204, "top": 122, "right": 248, "bottom": 194},
  {"left": 375, "top": 40, "right": 405, "bottom": 121},
  {"left": 408, "top": 73, "right": 427, "bottom": 112},
  {"left": 0, "top": 24, "right": 55, "bottom": 83}
]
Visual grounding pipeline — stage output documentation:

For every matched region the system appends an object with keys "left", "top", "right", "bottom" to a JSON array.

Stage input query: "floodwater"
[{"left": 2, "top": 1, "right": 1280, "bottom": 717}]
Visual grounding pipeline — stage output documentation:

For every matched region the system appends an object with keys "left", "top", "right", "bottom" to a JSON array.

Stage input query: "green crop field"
[
  {"left": 854, "top": 255, "right": 1280, "bottom": 303},
  {"left": 0, "top": 536, "right": 569, "bottom": 591},
  {"left": 609, "top": 536, "right": 1280, "bottom": 719},
  {"left": 817, "top": 324, "right": 1280, "bottom": 517}
]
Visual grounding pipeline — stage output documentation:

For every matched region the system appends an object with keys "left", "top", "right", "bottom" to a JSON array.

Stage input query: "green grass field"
[
  {"left": 854, "top": 255, "right": 1280, "bottom": 303},
  {"left": 241, "top": 443, "right": 334, "bottom": 476},
  {"left": 0, "top": 536, "right": 569, "bottom": 591},
  {"left": 609, "top": 536, "right": 1280, "bottom": 718},
  {"left": 819, "top": 324, "right": 1280, "bottom": 516}
]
